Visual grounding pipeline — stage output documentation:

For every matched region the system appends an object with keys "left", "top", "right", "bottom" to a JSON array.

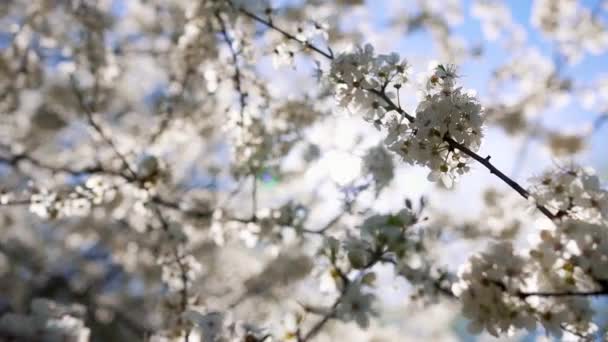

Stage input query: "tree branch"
[
  {"left": 236, "top": 6, "right": 334, "bottom": 60},
  {"left": 443, "top": 136, "right": 556, "bottom": 220},
  {"left": 518, "top": 289, "right": 608, "bottom": 298},
  {"left": 374, "top": 90, "right": 558, "bottom": 221},
  {"left": 367, "top": 88, "right": 415, "bottom": 122}
]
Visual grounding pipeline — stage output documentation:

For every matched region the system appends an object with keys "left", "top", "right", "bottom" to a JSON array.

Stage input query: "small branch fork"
[{"left": 233, "top": 4, "right": 558, "bottom": 221}]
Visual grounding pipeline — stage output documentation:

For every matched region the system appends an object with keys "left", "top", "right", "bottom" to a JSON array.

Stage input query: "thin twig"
[
  {"left": 237, "top": 7, "right": 333, "bottom": 60},
  {"left": 377, "top": 92, "right": 557, "bottom": 220},
  {"left": 367, "top": 88, "right": 415, "bottom": 122}
]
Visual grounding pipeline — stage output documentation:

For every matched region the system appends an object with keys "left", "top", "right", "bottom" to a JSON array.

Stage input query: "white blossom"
[
  {"left": 336, "top": 281, "right": 376, "bottom": 328},
  {"left": 453, "top": 242, "right": 535, "bottom": 336},
  {"left": 389, "top": 65, "right": 484, "bottom": 186},
  {"left": 529, "top": 164, "right": 608, "bottom": 222}
]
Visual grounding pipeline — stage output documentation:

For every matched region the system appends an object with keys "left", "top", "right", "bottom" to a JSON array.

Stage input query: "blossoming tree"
[{"left": 0, "top": 0, "right": 607, "bottom": 341}]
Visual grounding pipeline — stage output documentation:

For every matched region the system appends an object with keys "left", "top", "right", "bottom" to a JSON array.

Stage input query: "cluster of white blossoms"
[
  {"left": 452, "top": 242, "right": 535, "bottom": 336},
  {"left": 0, "top": 298, "right": 90, "bottom": 341},
  {"left": 529, "top": 165, "right": 608, "bottom": 223},
  {"left": 270, "top": 17, "right": 329, "bottom": 68},
  {"left": 531, "top": 0, "right": 608, "bottom": 63},
  {"left": 273, "top": 311, "right": 304, "bottom": 342},
  {"left": 455, "top": 166, "right": 608, "bottom": 338},
  {"left": 532, "top": 219, "right": 608, "bottom": 290},
  {"left": 83, "top": 175, "right": 118, "bottom": 205},
  {"left": 28, "top": 179, "right": 118, "bottom": 220},
  {"left": 330, "top": 46, "right": 484, "bottom": 187},
  {"left": 391, "top": 65, "right": 483, "bottom": 187},
  {"left": 329, "top": 44, "right": 409, "bottom": 122},
  {"left": 272, "top": 20, "right": 328, "bottom": 69},
  {"left": 318, "top": 240, "right": 378, "bottom": 329},
  {"left": 454, "top": 227, "right": 600, "bottom": 337}
]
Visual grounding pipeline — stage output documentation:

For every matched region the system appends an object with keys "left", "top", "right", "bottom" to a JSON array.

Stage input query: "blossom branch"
[
  {"left": 442, "top": 136, "right": 557, "bottom": 220},
  {"left": 518, "top": 289, "right": 608, "bottom": 298},
  {"left": 371, "top": 85, "right": 558, "bottom": 220},
  {"left": 0, "top": 148, "right": 216, "bottom": 220},
  {"left": 367, "top": 88, "right": 415, "bottom": 122},
  {"left": 236, "top": 6, "right": 334, "bottom": 60}
]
